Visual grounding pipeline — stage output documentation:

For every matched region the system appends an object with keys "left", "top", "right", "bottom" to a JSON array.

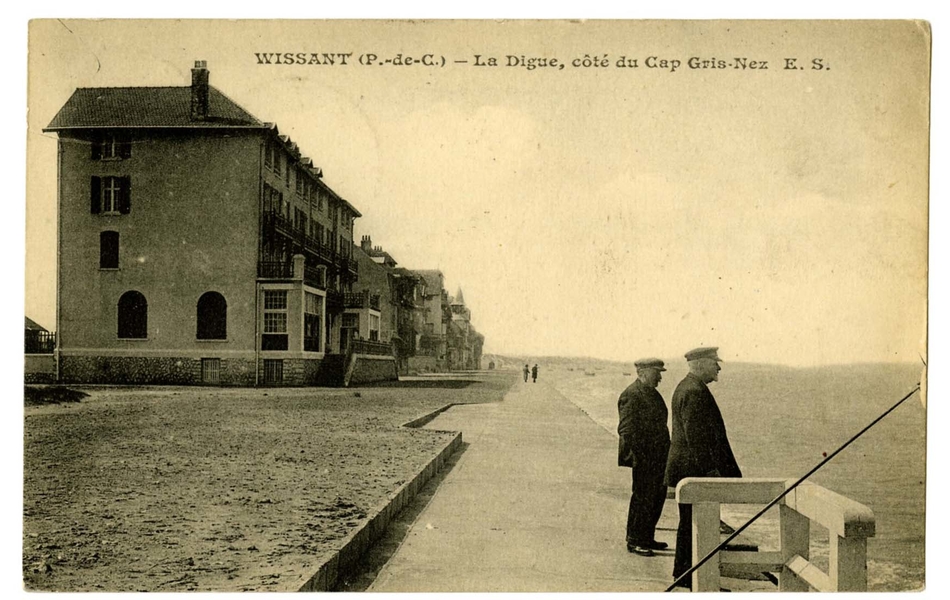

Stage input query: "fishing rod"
[{"left": 665, "top": 383, "right": 922, "bottom": 592}]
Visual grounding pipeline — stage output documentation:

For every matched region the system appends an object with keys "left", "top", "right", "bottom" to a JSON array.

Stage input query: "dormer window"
[{"left": 91, "top": 133, "right": 131, "bottom": 160}]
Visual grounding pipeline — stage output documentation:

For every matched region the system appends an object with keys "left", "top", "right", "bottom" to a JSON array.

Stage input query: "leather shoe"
[
  {"left": 627, "top": 544, "right": 655, "bottom": 557},
  {"left": 644, "top": 540, "right": 669, "bottom": 550}
]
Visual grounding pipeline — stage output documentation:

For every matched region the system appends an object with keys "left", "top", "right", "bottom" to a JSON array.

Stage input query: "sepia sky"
[{"left": 26, "top": 19, "right": 930, "bottom": 366}]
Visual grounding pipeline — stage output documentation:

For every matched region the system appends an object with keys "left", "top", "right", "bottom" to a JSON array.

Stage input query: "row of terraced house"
[{"left": 40, "top": 60, "right": 483, "bottom": 386}]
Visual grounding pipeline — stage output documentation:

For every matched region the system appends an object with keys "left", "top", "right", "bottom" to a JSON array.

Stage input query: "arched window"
[
  {"left": 196, "top": 292, "right": 227, "bottom": 340},
  {"left": 117, "top": 291, "right": 147, "bottom": 339}
]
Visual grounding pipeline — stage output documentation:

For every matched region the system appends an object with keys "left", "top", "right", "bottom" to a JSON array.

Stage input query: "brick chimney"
[
  {"left": 361, "top": 235, "right": 372, "bottom": 251},
  {"left": 191, "top": 60, "right": 210, "bottom": 120}
]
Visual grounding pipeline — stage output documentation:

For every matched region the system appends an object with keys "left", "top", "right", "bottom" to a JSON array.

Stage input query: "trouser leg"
[
  {"left": 673, "top": 502, "right": 693, "bottom": 578},
  {"left": 646, "top": 480, "right": 666, "bottom": 539},
  {"left": 626, "top": 466, "right": 656, "bottom": 544},
  {"left": 625, "top": 489, "right": 642, "bottom": 544}
]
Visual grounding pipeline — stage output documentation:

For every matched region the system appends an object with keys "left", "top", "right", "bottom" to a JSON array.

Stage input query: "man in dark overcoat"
[
  {"left": 618, "top": 358, "right": 671, "bottom": 556},
  {"left": 664, "top": 347, "right": 741, "bottom": 586}
]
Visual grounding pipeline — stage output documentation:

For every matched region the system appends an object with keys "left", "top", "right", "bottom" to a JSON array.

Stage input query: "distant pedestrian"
[
  {"left": 523, "top": 364, "right": 530, "bottom": 383},
  {"left": 664, "top": 347, "right": 741, "bottom": 587},
  {"left": 618, "top": 358, "right": 670, "bottom": 557},
  {"left": 531, "top": 364, "right": 539, "bottom": 383}
]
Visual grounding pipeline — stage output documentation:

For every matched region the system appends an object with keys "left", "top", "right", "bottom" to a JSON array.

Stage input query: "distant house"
[
  {"left": 446, "top": 287, "right": 484, "bottom": 371},
  {"left": 25, "top": 317, "right": 56, "bottom": 383},
  {"left": 354, "top": 236, "right": 427, "bottom": 374},
  {"left": 43, "top": 61, "right": 363, "bottom": 386},
  {"left": 411, "top": 270, "right": 449, "bottom": 372},
  {"left": 25, "top": 316, "right": 47, "bottom": 333},
  {"left": 25, "top": 317, "right": 55, "bottom": 354}
]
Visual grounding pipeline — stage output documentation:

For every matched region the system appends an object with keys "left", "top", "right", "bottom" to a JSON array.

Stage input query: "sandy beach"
[{"left": 23, "top": 372, "right": 516, "bottom": 591}]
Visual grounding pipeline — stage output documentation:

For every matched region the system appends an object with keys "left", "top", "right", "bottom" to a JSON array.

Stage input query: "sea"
[{"left": 543, "top": 362, "right": 925, "bottom": 592}]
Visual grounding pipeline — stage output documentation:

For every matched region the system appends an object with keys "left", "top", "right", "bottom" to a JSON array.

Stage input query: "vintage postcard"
[{"left": 24, "top": 20, "right": 929, "bottom": 593}]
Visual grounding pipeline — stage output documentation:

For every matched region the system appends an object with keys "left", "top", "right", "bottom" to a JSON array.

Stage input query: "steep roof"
[
  {"left": 451, "top": 286, "right": 466, "bottom": 306},
  {"left": 44, "top": 86, "right": 265, "bottom": 130},
  {"left": 413, "top": 270, "right": 444, "bottom": 294},
  {"left": 25, "top": 316, "right": 48, "bottom": 332}
]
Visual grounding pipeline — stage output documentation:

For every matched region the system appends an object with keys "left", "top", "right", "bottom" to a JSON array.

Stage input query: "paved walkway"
[{"left": 369, "top": 377, "right": 682, "bottom": 592}]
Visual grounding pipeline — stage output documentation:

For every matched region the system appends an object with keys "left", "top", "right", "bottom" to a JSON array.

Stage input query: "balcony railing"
[
  {"left": 262, "top": 209, "right": 357, "bottom": 277},
  {"left": 304, "top": 264, "right": 327, "bottom": 290},
  {"left": 326, "top": 289, "right": 344, "bottom": 313},
  {"left": 344, "top": 290, "right": 381, "bottom": 311},
  {"left": 350, "top": 338, "right": 393, "bottom": 357},
  {"left": 258, "top": 261, "right": 293, "bottom": 279},
  {"left": 259, "top": 259, "right": 327, "bottom": 291}
]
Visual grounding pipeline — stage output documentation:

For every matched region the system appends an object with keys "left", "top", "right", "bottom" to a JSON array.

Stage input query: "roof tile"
[{"left": 45, "top": 86, "right": 264, "bottom": 129}]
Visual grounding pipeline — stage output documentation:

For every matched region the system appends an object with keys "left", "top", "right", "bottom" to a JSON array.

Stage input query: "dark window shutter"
[
  {"left": 118, "top": 176, "right": 131, "bottom": 214},
  {"left": 91, "top": 138, "right": 102, "bottom": 160},
  {"left": 90, "top": 176, "right": 101, "bottom": 213},
  {"left": 119, "top": 136, "right": 132, "bottom": 159},
  {"left": 100, "top": 231, "right": 119, "bottom": 269}
]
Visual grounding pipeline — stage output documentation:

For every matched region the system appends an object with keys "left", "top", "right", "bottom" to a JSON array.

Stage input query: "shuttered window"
[
  {"left": 90, "top": 176, "right": 131, "bottom": 215},
  {"left": 99, "top": 231, "right": 119, "bottom": 269},
  {"left": 91, "top": 133, "right": 131, "bottom": 160}
]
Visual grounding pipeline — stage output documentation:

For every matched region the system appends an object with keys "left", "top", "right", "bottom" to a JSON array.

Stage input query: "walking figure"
[
  {"left": 531, "top": 364, "right": 539, "bottom": 383},
  {"left": 523, "top": 364, "right": 530, "bottom": 383}
]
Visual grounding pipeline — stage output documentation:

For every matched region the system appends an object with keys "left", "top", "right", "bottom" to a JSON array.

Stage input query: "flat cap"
[
  {"left": 685, "top": 347, "right": 721, "bottom": 362},
  {"left": 634, "top": 358, "right": 666, "bottom": 371}
]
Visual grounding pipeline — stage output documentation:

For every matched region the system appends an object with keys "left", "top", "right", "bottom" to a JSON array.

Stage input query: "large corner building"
[{"left": 44, "top": 61, "right": 364, "bottom": 385}]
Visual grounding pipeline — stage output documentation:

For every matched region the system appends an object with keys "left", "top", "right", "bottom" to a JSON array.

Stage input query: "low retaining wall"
[
  {"left": 295, "top": 404, "right": 460, "bottom": 591},
  {"left": 346, "top": 354, "right": 398, "bottom": 386},
  {"left": 401, "top": 403, "right": 458, "bottom": 429},
  {"left": 407, "top": 356, "right": 441, "bottom": 373}
]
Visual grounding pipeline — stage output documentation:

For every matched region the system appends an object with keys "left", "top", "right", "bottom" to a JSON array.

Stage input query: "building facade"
[
  {"left": 409, "top": 270, "right": 449, "bottom": 372},
  {"left": 355, "top": 236, "right": 427, "bottom": 374},
  {"left": 45, "top": 61, "right": 361, "bottom": 386},
  {"left": 446, "top": 287, "right": 484, "bottom": 371}
]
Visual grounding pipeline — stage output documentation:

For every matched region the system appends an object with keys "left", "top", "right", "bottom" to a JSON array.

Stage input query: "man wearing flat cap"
[
  {"left": 617, "top": 358, "right": 671, "bottom": 557},
  {"left": 665, "top": 347, "right": 742, "bottom": 585}
]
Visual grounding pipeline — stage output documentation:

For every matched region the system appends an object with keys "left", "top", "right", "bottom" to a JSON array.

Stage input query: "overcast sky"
[{"left": 26, "top": 20, "right": 929, "bottom": 366}]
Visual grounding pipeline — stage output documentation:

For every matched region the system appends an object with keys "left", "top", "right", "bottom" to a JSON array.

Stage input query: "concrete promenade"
[{"left": 369, "top": 376, "right": 682, "bottom": 592}]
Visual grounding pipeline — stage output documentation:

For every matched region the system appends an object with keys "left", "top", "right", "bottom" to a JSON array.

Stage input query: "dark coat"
[
  {"left": 617, "top": 379, "right": 670, "bottom": 469},
  {"left": 664, "top": 373, "right": 741, "bottom": 487}
]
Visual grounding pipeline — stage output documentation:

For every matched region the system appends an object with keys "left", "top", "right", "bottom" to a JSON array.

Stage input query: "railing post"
[
  {"left": 292, "top": 254, "right": 305, "bottom": 282},
  {"left": 779, "top": 504, "right": 811, "bottom": 591},
  {"left": 830, "top": 533, "right": 868, "bottom": 591},
  {"left": 691, "top": 501, "right": 721, "bottom": 592}
]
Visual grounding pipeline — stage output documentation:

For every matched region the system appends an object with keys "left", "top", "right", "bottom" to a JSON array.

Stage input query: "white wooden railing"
[{"left": 676, "top": 477, "right": 875, "bottom": 592}]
